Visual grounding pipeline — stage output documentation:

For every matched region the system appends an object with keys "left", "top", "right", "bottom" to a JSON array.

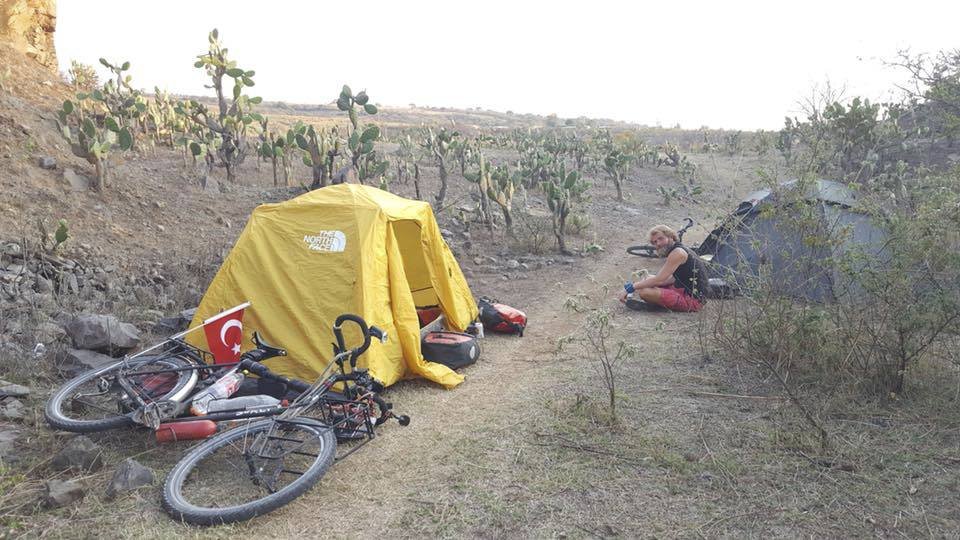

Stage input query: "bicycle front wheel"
[
  {"left": 45, "top": 353, "right": 199, "bottom": 433},
  {"left": 162, "top": 418, "right": 337, "bottom": 526}
]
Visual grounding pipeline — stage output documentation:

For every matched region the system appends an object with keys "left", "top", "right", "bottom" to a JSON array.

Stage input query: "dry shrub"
[
  {"left": 566, "top": 212, "right": 591, "bottom": 235},
  {"left": 512, "top": 210, "right": 551, "bottom": 255},
  {"left": 707, "top": 174, "right": 960, "bottom": 446}
]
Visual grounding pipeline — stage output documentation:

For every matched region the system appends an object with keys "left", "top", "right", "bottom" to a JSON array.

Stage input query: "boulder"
[
  {"left": 0, "top": 425, "right": 21, "bottom": 462},
  {"left": 44, "top": 479, "right": 86, "bottom": 508},
  {"left": 65, "top": 314, "right": 140, "bottom": 354},
  {"left": 0, "top": 243, "right": 22, "bottom": 258},
  {"left": 50, "top": 435, "right": 103, "bottom": 472},
  {"left": 0, "top": 398, "right": 25, "bottom": 421},
  {"left": 34, "top": 275, "right": 53, "bottom": 293},
  {"left": 60, "top": 348, "right": 117, "bottom": 374},
  {"left": 105, "top": 458, "right": 154, "bottom": 499},
  {"left": 37, "top": 156, "right": 56, "bottom": 169},
  {"left": 0, "top": 380, "right": 30, "bottom": 397},
  {"left": 62, "top": 168, "right": 90, "bottom": 192}
]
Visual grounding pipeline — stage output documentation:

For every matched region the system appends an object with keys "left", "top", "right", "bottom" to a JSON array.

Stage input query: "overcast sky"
[{"left": 55, "top": 1, "right": 958, "bottom": 131}]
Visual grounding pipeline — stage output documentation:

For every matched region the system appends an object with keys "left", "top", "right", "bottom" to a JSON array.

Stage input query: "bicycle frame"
[{"left": 121, "top": 335, "right": 392, "bottom": 454}]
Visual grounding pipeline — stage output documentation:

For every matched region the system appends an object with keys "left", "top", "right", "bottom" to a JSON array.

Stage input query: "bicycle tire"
[
  {"left": 45, "top": 354, "right": 199, "bottom": 433},
  {"left": 162, "top": 418, "right": 337, "bottom": 526},
  {"left": 626, "top": 244, "right": 660, "bottom": 258}
]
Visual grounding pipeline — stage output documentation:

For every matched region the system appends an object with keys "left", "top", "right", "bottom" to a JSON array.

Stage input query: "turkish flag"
[{"left": 203, "top": 306, "right": 245, "bottom": 364}]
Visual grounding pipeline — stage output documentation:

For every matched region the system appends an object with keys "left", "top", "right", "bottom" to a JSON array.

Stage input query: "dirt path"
[{"left": 169, "top": 199, "right": 713, "bottom": 538}]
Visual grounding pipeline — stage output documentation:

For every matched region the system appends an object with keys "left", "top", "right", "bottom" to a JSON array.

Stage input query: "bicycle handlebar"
[{"left": 333, "top": 314, "right": 387, "bottom": 368}]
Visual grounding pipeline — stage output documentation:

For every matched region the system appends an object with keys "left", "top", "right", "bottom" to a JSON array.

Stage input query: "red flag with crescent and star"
[{"left": 202, "top": 304, "right": 246, "bottom": 364}]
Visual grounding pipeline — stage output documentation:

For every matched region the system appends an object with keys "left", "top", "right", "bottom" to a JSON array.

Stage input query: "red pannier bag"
[
  {"left": 477, "top": 297, "right": 527, "bottom": 336},
  {"left": 416, "top": 306, "right": 443, "bottom": 327}
]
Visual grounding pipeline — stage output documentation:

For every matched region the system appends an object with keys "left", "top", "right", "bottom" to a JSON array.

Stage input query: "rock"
[
  {"left": 65, "top": 272, "right": 79, "bottom": 294},
  {"left": 215, "top": 215, "right": 230, "bottom": 228},
  {"left": 51, "top": 436, "right": 103, "bottom": 472},
  {"left": 331, "top": 165, "right": 357, "bottom": 184},
  {"left": 439, "top": 228, "right": 454, "bottom": 239},
  {"left": 37, "top": 156, "right": 57, "bottom": 169},
  {"left": 1, "top": 243, "right": 22, "bottom": 258},
  {"left": 36, "top": 321, "right": 66, "bottom": 343},
  {"left": 34, "top": 275, "right": 53, "bottom": 293},
  {"left": 62, "top": 168, "right": 90, "bottom": 192},
  {"left": 473, "top": 256, "right": 483, "bottom": 265},
  {"left": 154, "top": 317, "right": 183, "bottom": 334},
  {"left": 105, "top": 458, "right": 155, "bottom": 499},
  {"left": 65, "top": 314, "right": 140, "bottom": 354},
  {"left": 0, "top": 380, "right": 30, "bottom": 398},
  {"left": 506, "top": 259, "right": 520, "bottom": 269},
  {"left": 201, "top": 176, "right": 219, "bottom": 193},
  {"left": 0, "top": 425, "right": 21, "bottom": 462},
  {"left": 61, "top": 348, "right": 117, "bottom": 373},
  {"left": 179, "top": 308, "right": 197, "bottom": 321},
  {"left": 156, "top": 224, "right": 165, "bottom": 233},
  {"left": 0, "top": 399, "right": 25, "bottom": 421},
  {"left": 520, "top": 263, "right": 530, "bottom": 271},
  {"left": 132, "top": 286, "right": 154, "bottom": 304},
  {"left": 44, "top": 479, "right": 86, "bottom": 508}
]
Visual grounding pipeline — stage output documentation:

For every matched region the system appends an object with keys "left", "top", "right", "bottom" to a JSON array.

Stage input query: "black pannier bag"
[
  {"left": 421, "top": 331, "right": 480, "bottom": 370},
  {"left": 477, "top": 297, "right": 527, "bottom": 336}
]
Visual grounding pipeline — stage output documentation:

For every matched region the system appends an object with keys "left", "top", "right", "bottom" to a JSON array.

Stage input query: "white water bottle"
[
  {"left": 205, "top": 395, "right": 280, "bottom": 414},
  {"left": 190, "top": 371, "right": 245, "bottom": 416}
]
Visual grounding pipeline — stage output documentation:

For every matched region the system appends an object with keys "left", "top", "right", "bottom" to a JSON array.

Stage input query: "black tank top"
[{"left": 669, "top": 242, "right": 706, "bottom": 300}]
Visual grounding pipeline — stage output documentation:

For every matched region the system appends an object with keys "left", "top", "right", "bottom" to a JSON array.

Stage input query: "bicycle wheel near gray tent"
[
  {"left": 45, "top": 352, "right": 200, "bottom": 433},
  {"left": 162, "top": 418, "right": 337, "bottom": 526}
]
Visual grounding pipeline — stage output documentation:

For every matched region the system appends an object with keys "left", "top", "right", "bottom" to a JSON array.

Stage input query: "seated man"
[{"left": 618, "top": 224, "right": 707, "bottom": 312}]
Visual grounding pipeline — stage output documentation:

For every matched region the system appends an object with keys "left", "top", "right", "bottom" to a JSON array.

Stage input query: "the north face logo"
[{"left": 303, "top": 231, "right": 346, "bottom": 252}]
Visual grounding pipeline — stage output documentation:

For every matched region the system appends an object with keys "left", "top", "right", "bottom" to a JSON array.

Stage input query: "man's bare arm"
[{"left": 632, "top": 249, "right": 687, "bottom": 289}]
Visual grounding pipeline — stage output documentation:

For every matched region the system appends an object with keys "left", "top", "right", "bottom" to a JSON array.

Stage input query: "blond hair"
[{"left": 648, "top": 224, "right": 679, "bottom": 242}]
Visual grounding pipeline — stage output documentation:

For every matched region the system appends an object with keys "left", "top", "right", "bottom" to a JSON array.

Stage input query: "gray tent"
[{"left": 698, "top": 179, "right": 888, "bottom": 302}]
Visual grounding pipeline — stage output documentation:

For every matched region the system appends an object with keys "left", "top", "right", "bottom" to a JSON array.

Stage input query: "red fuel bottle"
[{"left": 155, "top": 420, "right": 218, "bottom": 443}]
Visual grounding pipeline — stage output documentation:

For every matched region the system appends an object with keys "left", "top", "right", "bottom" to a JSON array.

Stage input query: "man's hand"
[{"left": 617, "top": 289, "right": 628, "bottom": 304}]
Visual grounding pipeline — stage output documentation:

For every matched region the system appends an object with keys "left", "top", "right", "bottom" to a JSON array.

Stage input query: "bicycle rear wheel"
[
  {"left": 45, "top": 353, "right": 199, "bottom": 433},
  {"left": 162, "top": 418, "right": 337, "bottom": 526}
]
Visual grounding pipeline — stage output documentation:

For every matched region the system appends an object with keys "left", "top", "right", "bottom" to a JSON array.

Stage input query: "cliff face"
[{"left": 0, "top": 0, "right": 56, "bottom": 70}]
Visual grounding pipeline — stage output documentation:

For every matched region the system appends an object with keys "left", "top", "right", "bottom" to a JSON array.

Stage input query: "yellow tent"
[{"left": 188, "top": 184, "right": 478, "bottom": 389}]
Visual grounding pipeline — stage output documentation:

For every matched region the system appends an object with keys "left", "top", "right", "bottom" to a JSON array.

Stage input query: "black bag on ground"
[
  {"left": 421, "top": 331, "right": 480, "bottom": 370},
  {"left": 478, "top": 297, "right": 527, "bottom": 336}
]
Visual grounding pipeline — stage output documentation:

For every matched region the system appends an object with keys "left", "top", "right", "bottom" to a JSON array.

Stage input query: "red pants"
[{"left": 657, "top": 285, "right": 703, "bottom": 312}]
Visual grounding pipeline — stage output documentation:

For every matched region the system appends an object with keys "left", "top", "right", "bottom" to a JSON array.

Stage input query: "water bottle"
[
  {"left": 467, "top": 321, "right": 484, "bottom": 339},
  {"left": 190, "top": 371, "right": 244, "bottom": 416},
  {"left": 204, "top": 394, "right": 280, "bottom": 414}
]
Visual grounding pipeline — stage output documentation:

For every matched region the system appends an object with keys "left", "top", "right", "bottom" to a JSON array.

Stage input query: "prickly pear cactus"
[{"left": 56, "top": 98, "right": 134, "bottom": 191}]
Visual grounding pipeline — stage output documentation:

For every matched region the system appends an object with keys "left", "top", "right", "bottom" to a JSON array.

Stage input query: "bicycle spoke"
[{"left": 176, "top": 421, "right": 329, "bottom": 509}]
